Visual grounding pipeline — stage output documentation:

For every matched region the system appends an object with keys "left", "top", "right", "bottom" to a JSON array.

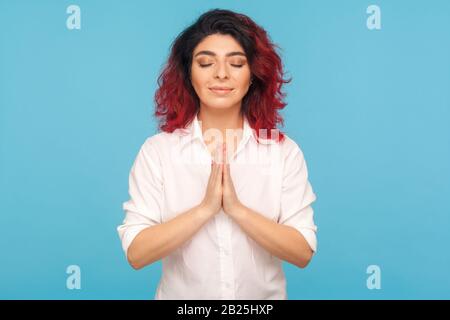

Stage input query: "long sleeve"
[
  {"left": 117, "top": 139, "right": 164, "bottom": 256},
  {"left": 278, "top": 143, "right": 318, "bottom": 252}
]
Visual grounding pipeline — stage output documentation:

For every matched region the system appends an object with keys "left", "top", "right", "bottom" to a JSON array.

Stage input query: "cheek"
[
  {"left": 191, "top": 68, "right": 209, "bottom": 92},
  {"left": 234, "top": 69, "right": 251, "bottom": 89},
  {"left": 190, "top": 71, "right": 203, "bottom": 95},
  {"left": 235, "top": 78, "right": 251, "bottom": 97}
]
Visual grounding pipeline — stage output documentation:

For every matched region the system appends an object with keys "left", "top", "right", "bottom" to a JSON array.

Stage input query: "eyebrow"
[{"left": 194, "top": 50, "right": 247, "bottom": 58}]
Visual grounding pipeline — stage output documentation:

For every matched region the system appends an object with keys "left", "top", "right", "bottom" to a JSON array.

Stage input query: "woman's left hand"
[{"left": 221, "top": 142, "right": 243, "bottom": 217}]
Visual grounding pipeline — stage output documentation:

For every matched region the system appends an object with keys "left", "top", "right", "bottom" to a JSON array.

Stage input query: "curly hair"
[{"left": 154, "top": 8, "right": 290, "bottom": 142}]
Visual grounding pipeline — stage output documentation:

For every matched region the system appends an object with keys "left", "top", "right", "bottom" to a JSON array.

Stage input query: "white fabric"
[{"left": 117, "top": 113, "right": 318, "bottom": 300}]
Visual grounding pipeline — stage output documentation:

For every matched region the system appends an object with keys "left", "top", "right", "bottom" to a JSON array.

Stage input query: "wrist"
[
  {"left": 197, "top": 201, "right": 216, "bottom": 219},
  {"left": 227, "top": 201, "right": 247, "bottom": 221}
]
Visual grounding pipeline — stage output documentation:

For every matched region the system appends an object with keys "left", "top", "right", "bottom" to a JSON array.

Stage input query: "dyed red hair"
[{"left": 154, "top": 9, "right": 290, "bottom": 143}]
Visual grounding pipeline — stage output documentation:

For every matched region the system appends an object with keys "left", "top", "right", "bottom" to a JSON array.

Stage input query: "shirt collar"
[{"left": 176, "top": 113, "right": 256, "bottom": 148}]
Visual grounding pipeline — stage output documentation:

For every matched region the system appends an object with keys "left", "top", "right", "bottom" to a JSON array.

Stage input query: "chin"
[
  {"left": 207, "top": 104, "right": 236, "bottom": 111},
  {"left": 203, "top": 100, "right": 238, "bottom": 110}
]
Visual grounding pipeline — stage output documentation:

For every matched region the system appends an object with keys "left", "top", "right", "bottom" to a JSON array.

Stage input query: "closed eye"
[{"left": 198, "top": 63, "right": 244, "bottom": 68}]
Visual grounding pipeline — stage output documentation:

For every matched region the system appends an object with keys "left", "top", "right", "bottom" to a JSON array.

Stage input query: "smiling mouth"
[{"left": 209, "top": 88, "right": 234, "bottom": 95}]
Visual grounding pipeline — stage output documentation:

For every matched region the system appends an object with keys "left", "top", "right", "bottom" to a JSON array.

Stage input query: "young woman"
[{"left": 117, "top": 9, "right": 318, "bottom": 300}]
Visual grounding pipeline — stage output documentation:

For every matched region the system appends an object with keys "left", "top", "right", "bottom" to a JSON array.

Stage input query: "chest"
[{"left": 160, "top": 142, "right": 283, "bottom": 222}]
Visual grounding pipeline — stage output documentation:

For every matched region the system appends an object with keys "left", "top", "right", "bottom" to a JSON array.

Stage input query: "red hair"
[{"left": 154, "top": 9, "right": 290, "bottom": 143}]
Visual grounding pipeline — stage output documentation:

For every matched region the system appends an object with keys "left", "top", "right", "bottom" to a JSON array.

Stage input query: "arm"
[
  {"left": 127, "top": 203, "right": 213, "bottom": 270},
  {"left": 229, "top": 204, "right": 313, "bottom": 268},
  {"left": 221, "top": 142, "right": 317, "bottom": 269},
  {"left": 123, "top": 153, "right": 224, "bottom": 270}
]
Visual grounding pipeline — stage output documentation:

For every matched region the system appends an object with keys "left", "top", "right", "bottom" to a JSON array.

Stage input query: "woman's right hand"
[{"left": 199, "top": 144, "right": 223, "bottom": 217}]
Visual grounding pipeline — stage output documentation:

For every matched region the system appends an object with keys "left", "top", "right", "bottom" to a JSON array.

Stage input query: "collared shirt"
[{"left": 117, "top": 113, "right": 318, "bottom": 300}]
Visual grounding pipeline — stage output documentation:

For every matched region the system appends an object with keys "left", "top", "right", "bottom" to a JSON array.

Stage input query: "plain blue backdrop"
[{"left": 1, "top": 0, "right": 449, "bottom": 299}]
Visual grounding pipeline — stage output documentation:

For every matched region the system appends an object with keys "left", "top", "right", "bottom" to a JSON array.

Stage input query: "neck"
[
  {"left": 197, "top": 104, "right": 245, "bottom": 158},
  {"left": 197, "top": 104, "right": 244, "bottom": 139}
]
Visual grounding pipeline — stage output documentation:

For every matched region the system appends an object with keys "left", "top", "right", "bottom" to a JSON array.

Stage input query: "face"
[{"left": 190, "top": 34, "right": 252, "bottom": 111}]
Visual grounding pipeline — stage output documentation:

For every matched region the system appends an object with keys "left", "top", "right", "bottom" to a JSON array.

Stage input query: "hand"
[
  {"left": 221, "top": 142, "right": 243, "bottom": 216},
  {"left": 199, "top": 144, "right": 223, "bottom": 217}
]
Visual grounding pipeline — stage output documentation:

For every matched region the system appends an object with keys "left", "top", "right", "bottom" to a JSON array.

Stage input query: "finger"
[
  {"left": 217, "top": 143, "right": 223, "bottom": 164},
  {"left": 222, "top": 143, "right": 229, "bottom": 182},
  {"left": 222, "top": 161, "right": 227, "bottom": 184},
  {"left": 210, "top": 160, "right": 214, "bottom": 180},
  {"left": 206, "top": 164, "right": 214, "bottom": 192},
  {"left": 215, "top": 158, "right": 223, "bottom": 183},
  {"left": 210, "top": 160, "right": 218, "bottom": 185},
  {"left": 222, "top": 142, "right": 227, "bottom": 177},
  {"left": 222, "top": 142, "right": 226, "bottom": 164}
]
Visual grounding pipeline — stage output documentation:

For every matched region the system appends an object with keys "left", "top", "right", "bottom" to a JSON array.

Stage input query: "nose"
[{"left": 214, "top": 61, "right": 229, "bottom": 80}]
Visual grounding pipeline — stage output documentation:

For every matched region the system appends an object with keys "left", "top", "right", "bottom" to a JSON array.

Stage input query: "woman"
[{"left": 117, "top": 8, "right": 318, "bottom": 300}]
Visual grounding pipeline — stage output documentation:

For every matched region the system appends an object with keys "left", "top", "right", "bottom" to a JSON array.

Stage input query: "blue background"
[{"left": 1, "top": 0, "right": 449, "bottom": 299}]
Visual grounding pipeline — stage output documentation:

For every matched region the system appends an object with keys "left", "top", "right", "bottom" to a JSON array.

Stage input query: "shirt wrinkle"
[{"left": 118, "top": 113, "right": 318, "bottom": 300}]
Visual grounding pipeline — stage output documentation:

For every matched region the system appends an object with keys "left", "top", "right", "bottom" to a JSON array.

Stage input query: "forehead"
[{"left": 193, "top": 34, "right": 245, "bottom": 55}]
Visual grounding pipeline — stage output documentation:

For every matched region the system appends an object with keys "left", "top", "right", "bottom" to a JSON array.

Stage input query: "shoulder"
[
  {"left": 141, "top": 131, "right": 180, "bottom": 153},
  {"left": 278, "top": 134, "right": 305, "bottom": 161},
  {"left": 277, "top": 134, "right": 313, "bottom": 181}
]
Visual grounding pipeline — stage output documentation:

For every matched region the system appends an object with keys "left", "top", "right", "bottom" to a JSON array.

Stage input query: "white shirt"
[{"left": 117, "top": 113, "right": 318, "bottom": 300}]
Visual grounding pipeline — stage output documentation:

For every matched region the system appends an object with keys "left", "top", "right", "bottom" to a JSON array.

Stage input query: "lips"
[{"left": 209, "top": 86, "right": 234, "bottom": 95}]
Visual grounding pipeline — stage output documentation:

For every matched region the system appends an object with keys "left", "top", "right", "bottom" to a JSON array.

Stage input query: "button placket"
[{"left": 215, "top": 213, "right": 235, "bottom": 299}]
